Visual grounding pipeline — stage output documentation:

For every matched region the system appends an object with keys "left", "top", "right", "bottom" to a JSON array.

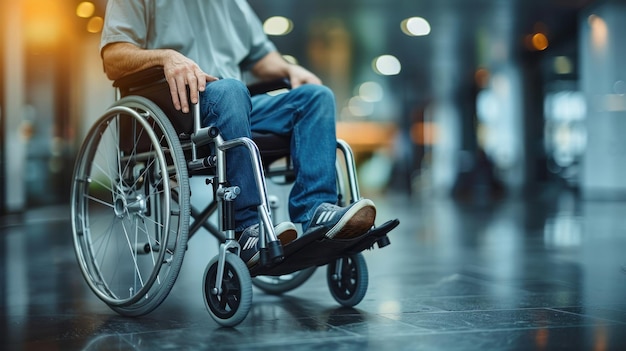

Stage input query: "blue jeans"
[{"left": 199, "top": 79, "right": 338, "bottom": 231}]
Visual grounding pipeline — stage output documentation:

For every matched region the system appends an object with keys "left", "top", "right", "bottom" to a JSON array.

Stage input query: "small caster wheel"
[
  {"left": 203, "top": 253, "right": 252, "bottom": 327},
  {"left": 327, "top": 253, "right": 368, "bottom": 307}
]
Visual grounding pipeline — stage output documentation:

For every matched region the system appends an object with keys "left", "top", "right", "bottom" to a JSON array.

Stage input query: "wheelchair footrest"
[
  {"left": 249, "top": 218, "right": 399, "bottom": 277},
  {"left": 260, "top": 240, "right": 285, "bottom": 266}
]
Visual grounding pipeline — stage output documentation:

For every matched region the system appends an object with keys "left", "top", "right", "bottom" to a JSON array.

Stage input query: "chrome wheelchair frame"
[{"left": 70, "top": 66, "right": 397, "bottom": 326}]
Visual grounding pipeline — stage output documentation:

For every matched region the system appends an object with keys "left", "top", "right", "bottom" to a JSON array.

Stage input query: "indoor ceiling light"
[
  {"left": 401, "top": 17, "right": 431, "bottom": 36},
  {"left": 76, "top": 2, "right": 95, "bottom": 18},
  {"left": 263, "top": 16, "right": 293, "bottom": 36},
  {"left": 373, "top": 55, "right": 401, "bottom": 76}
]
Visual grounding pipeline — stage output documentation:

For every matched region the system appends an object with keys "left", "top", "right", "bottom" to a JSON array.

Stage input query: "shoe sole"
[
  {"left": 325, "top": 199, "right": 376, "bottom": 240},
  {"left": 275, "top": 223, "right": 298, "bottom": 246}
]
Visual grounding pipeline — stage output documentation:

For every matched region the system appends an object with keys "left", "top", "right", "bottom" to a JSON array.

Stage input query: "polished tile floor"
[{"left": 2, "top": 187, "right": 626, "bottom": 350}]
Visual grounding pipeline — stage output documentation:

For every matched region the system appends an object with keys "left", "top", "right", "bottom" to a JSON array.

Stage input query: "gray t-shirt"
[{"left": 100, "top": 0, "right": 277, "bottom": 80}]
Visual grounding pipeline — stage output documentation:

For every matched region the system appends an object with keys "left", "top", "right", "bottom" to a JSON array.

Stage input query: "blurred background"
[{"left": 1, "top": 0, "right": 624, "bottom": 213}]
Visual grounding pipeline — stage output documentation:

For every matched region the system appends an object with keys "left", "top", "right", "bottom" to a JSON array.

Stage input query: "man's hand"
[
  {"left": 163, "top": 51, "right": 218, "bottom": 113},
  {"left": 101, "top": 43, "right": 218, "bottom": 114},
  {"left": 251, "top": 51, "right": 322, "bottom": 88},
  {"left": 287, "top": 64, "right": 322, "bottom": 88}
]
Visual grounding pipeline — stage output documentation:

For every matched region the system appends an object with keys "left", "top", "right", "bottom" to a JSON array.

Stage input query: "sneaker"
[
  {"left": 238, "top": 222, "right": 297, "bottom": 268},
  {"left": 304, "top": 199, "right": 376, "bottom": 239}
]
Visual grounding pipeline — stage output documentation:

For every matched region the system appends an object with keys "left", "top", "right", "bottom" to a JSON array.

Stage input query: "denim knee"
[
  {"left": 294, "top": 84, "right": 335, "bottom": 105},
  {"left": 212, "top": 78, "right": 249, "bottom": 97},
  {"left": 200, "top": 78, "right": 252, "bottom": 136},
  {"left": 291, "top": 84, "right": 336, "bottom": 126},
  {"left": 203, "top": 79, "right": 250, "bottom": 110}
]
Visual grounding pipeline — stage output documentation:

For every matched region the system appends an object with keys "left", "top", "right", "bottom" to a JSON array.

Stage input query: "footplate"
[{"left": 250, "top": 219, "right": 399, "bottom": 277}]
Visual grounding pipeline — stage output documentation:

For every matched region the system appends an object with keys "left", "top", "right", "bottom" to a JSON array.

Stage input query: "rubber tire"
[
  {"left": 326, "top": 253, "right": 368, "bottom": 307},
  {"left": 203, "top": 253, "right": 253, "bottom": 327},
  {"left": 71, "top": 96, "right": 189, "bottom": 317},
  {"left": 252, "top": 266, "right": 317, "bottom": 295}
]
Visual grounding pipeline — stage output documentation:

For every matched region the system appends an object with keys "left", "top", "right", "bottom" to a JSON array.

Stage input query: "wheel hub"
[{"left": 114, "top": 193, "right": 147, "bottom": 218}]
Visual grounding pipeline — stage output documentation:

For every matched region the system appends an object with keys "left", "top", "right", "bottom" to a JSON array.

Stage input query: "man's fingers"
[
  {"left": 198, "top": 73, "right": 219, "bottom": 92},
  {"left": 176, "top": 77, "right": 190, "bottom": 113},
  {"left": 167, "top": 74, "right": 189, "bottom": 113},
  {"left": 166, "top": 76, "right": 182, "bottom": 111},
  {"left": 197, "top": 74, "right": 207, "bottom": 94},
  {"left": 163, "top": 53, "right": 215, "bottom": 112},
  {"left": 165, "top": 65, "right": 217, "bottom": 113},
  {"left": 187, "top": 73, "right": 199, "bottom": 104}
]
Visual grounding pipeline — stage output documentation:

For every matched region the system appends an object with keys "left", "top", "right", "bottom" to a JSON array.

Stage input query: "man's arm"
[
  {"left": 102, "top": 42, "right": 218, "bottom": 113},
  {"left": 251, "top": 51, "right": 322, "bottom": 88}
]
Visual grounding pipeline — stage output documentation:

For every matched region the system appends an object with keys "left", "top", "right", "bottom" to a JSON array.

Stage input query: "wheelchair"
[{"left": 70, "top": 66, "right": 399, "bottom": 327}]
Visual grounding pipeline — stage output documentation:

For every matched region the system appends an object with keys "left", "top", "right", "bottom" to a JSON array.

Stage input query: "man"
[{"left": 100, "top": 0, "right": 376, "bottom": 267}]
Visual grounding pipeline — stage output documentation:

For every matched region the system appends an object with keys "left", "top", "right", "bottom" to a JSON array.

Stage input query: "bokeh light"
[
  {"left": 372, "top": 55, "right": 401, "bottom": 76},
  {"left": 263, "top": 16, "right": 293, "bottom": 36},
  {"left": 87, "top": 16, "right": 104, "bottom": 34},
  {"left": 348, "top": 96, "right": 374, "bottom": 117},
  {"left": 358, "top": 81, "right": 384, "bottom": 102},
  {"left": 588, "top": 14, "right": 608, "bottom": 51},
  {"left": 553, "top": 56, "right": 573, "bottom": 75},
  {"left": 401, "top": 17, "right": 431, "bottom": 36},
  {"left": 76, "top": 2, "right": 95, "bottom": 18},
  {"left": 532, "top": 33, "right": 549, "bottom": 51}
]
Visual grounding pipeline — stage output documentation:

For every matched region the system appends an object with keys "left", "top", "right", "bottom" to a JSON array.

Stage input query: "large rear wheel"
[
  {"left": 71, "top": 96, "right": 190, "bottom": 316},
  {"left": 252, "top": 267, "right": 317, "bottom": 295}
]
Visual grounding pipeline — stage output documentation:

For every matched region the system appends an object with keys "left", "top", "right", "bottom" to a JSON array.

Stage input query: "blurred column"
[
  {"left": 427, "top": 9, "right": 462, "bottom": 196},
  {"left": 480, "top": 65, "right": 525, "bottom": 190},
  {"left": 579, "top": 1, "right": 626, "bottom": 198},
  {"left": 2, "top": 1, "right": 26, "bottom": 211}
]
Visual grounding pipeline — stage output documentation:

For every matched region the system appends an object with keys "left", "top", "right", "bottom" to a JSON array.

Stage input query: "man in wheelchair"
[{"left": 100, "top": 0, "right": 377, "bottom": 268}]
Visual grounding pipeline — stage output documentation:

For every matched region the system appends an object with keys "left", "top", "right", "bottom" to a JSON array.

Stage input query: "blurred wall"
[
  {"left": 1, "top": 1, "right": 111, "bottom": 213},
  {"left": 0, "top": 0, "right": 605, "bottom": 212},
  {"left": 580, "top": 1, "right": 626, "bottom": 198},
  {"left": 2, "top": 0, "right": 26, "bottom": 212}
]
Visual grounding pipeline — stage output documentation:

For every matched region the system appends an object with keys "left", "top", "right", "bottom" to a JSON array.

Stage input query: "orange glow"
[
  {"left": 532, "top": 33, "right": 549, "bottom": 51},
  {"left": 524, "top": 32, "right": 549, "bottom": 52},
  {"left": 411, "top": 122, "right": 438, "bottom": 146},
  {"left": 593, "top": 324, "right": 607, "bottom": 351},
  {"left": 535, "top": 328, "right": 549, "bottom": 349},
  {"left": 23, "top": 0, "right": 64, "bottom": 47},
  {"left": 475, "top": 68, "right": 490, "bottom": 88},
  {"left": 588, "top": 14, "right": 608, "bottom": 52},
  {"left": 87, "top": 16, "right": 104, "bottom": 33},
  {"left": 76, "top": 2, "right": 95, "bottom": 18},
  {"left": 336, "top": 122, "right": 396, "bottom": 154}
]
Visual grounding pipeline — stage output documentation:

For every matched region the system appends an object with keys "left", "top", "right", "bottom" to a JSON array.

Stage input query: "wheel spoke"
[{"left": 72, "top": 96, "right": 189, "bottom": 316}]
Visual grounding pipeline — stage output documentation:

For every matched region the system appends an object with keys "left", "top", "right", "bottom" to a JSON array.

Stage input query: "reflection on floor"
[{"left": 2, "top": 189, "right": 626, "bottom": 350}]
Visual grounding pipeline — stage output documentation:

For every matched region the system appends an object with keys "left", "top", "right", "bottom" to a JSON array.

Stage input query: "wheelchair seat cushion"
[{"left": 252, "top": 132, "right": 291, "bottom": 166}]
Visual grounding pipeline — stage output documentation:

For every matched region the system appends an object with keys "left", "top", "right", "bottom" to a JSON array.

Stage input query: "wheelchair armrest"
[
  {"left": 112, "top": 65, "right": 291, "bottom": 96},
  {"left": 247, "top": 78, "right": 292, "bottom": 96},
  {"left": 112, "top": 66, "right": 167, "bottom": 94}
]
